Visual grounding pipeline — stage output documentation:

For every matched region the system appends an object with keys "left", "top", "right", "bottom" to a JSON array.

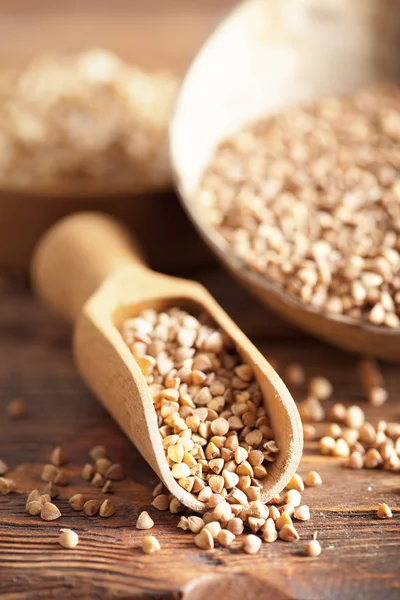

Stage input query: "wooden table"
[
  {"left": 0, "top": 269, "right": 399, "bottom": 600},
  {"left": 0, "top": 1, "right": 399, "bottom": 598}
]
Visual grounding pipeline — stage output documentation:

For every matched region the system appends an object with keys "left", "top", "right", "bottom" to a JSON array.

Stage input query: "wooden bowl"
[
  {"left": 170, "top": 0, "right": 400, "bottom": 362},
  {"left": 0, "top": 0, "right": 232, "bottom": 274}
]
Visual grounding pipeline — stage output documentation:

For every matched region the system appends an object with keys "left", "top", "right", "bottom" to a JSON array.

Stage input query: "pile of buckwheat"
[
  {"left": 2, "top": 352, "right": 398, "bottom": 556},
  {"left": 0, "top": 49, "right": 177, "bottom": 193},
  {"left": 197, "top": 83, "right": 400, "bottom": 328},
  {"left": 120, "top": 308, "right": 397, "bottom": 555},
  {"left": 2, "top": 317, "right": 397, "bottom": 558},
  {"left": 122, "top": 307, "right": 278, "bottom": 503}
]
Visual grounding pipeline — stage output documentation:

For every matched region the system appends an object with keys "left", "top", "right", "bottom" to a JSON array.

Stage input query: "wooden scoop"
[
  {"left": 170, "top": 0, "right": 400, "bottom": 361},
  {"left": 32, "top": 212, "right": 302, "bottom": 512}
]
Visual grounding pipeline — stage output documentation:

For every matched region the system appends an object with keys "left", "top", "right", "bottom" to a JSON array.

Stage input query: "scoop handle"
[{"left": 32, "top": 212, "right": 146, "bottom": 324}]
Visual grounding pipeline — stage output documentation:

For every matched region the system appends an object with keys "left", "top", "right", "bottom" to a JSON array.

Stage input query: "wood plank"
[{"left": 0, "top": 281, "right": 399, "bottom": 599}]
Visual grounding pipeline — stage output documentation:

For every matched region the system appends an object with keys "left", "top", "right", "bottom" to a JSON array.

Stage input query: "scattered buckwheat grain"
[
  {"left": 43, "top": 481, "right": 60, "bottom": 499},
  {"left": 369, "top": 387, "right": 388, "bottom": 408},
  {"left": 309, "top": 377, "right": 333, "bottom": 400},
  {"left": 217, "top": 529, "right": 236, "bottom": 547},
  {"left": 0, "top": 477, "right": 15, "bottom": 495},
  {"left": 151, "top": 494, "right": 170, "bottom": 511},
  {"left": 102, "top": 480, "right": 113, "bottom": 494},
  {"left": 364, "top": 448, "right": 383, "bottom": 469},
  {"left": 142, "top": 535, "right": 161, "bottom": 554},
  {"left": 82, "top": 463, "right": 95, "bottom": 481},
  {"left": 26, "top": 489, "right": 40, "bottom": 506},
  {"left": 304, "top": 537, "right": 322, "bottom": 557},
  {"left": 377, "top": 503, "right": 393, "bottom": 519},
  {"left": 294, "top": 505, "right": 311, "bottom": 521},
  {"left": 320, "top": 436, "right": 336, "bottom": 455},
  {"left": 89, "top": 446, "right": 107, "bottom": 462},
  {"left": 243, "top": 534, "right": 262, "bottom": 554},
  {"left": 286, "top": 474, "right": 305, "bottom": 492},
  {"left": 41, "top": 464, "right": 59, "bottom": 482},
  {"left": 345, "top": 451, "right": 364, "bottom": 469},
  {"left": 106, "top": 464, "right": 124, "bottom": 481},
  {"left": 99, "top": 499, "right": 115, "bottom": 517},
  {"left": 6, "top": 398, "right": 27, "bottom": 419},
  {"left": 177, "top": 516, "right": 189, "bottom": 530},
  {"left": 96, "top": 458, "right": 112, "bottom": 475},
  {"left": 59, "top": 529, "right": 79, "bottom": 549},
  {"left": 227, "top": 518, "right": 244, "bottom": 536},
  {"left": 194, "top": 528, "right": 214, "bottom": 550},
  {"left": 121, "top": 307, "right": 278, "bottom": 504},
  {"left": 345, "top": 406, "right": 365, "bottom": 429},
  {"left": 204, "top": 521, "right": 221, "bottom": 539},
  {"left": 152, "top": 482, "right": 163, "bottom": 496},
  {"left": 262, "top": 518, "right": 278, "bottom": 543},
  {"left": 279, "top": 523, "right": 300, "bottom": 542},
  {"left": 83, "top": 500, "right": 101, "bottom": 516},
  {"left": 283, "top": 489, "right": 302, "bottom": 507},
  {"left": 279, "top": 503, "right": 294, "bottom": 518},
  {"left": 136, "top": 511, "right": 154, "bottom": 529},
  {"left": 285, "top": 363, "right": 306, "bottom": 387},
  {"left": 91, "top": 473, "right": 105, "bottom": 488},
  {"left": 276, "top": 512, "right": 293, "bottom": 530},
  {"left": 50, "top": 446, "right": 68, "bottom": 466},
  {"left": 333, "top": 438, "right": 351, "bottom": 458},
  {"left": 358, "top": 359, "right": 388, "bottom": 407},
  {"left": 26, "top": 501, "right": 43, "bottom": 515},
  {"left": 169, "top": 497, "right": 184, "bottom": 513},
  {"left": 54, "top": 470, "right": 69, "bottom": 486},
  {"left": 298, "top": 396, "right": 325, "bottom": 423},
  {"left": 41, "top": 502, "right": 61, "bottom": 521},
  {"left": 305, "top": 471, "right": 322, "bottom": 487},
  {"left": 303, "top": 424, "right": 317, "bottom": 441},
  {"left": 69, "top": 494, "right": 86, "bottom": 511},
  {"left": 327, "top": 423, "right": 342, "bottom": 439},
  {"left": 188, "top": 516, "right": 205, "bottom": 533},
  {"left": 330, "top": 403, "right": 347, "bottom": 422}
]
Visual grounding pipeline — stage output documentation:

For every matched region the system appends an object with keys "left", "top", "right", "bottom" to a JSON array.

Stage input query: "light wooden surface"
[
  {"left": 0, "top": 271, "right": 399, "bottom": 599},
  {"left": 32, "top": 213, "right": 302, "bottom": 511}
]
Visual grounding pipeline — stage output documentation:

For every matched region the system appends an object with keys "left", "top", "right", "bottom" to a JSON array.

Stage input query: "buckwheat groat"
[
  {"left": 198, "top": 84, "right": 400, "bottom": 329},
  {"left": 122, "top": 307, "right": 279, "bottom": 502}
]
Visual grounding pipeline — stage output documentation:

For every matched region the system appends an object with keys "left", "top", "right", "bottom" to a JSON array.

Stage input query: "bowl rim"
[{"left": 169, "top": 0, "right": 400, "bottom": 338}]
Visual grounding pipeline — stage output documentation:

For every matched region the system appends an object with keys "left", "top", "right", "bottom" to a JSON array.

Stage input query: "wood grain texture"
[
  {"left": 1, "top": 272, "right": 399, "bottom": 600},
  {"left": 0, "top": 3, "right": 399, "bottom": 596}
]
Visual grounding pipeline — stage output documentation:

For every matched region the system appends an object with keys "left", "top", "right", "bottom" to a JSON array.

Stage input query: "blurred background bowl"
[
  {"left": 0, "top": 0, "right": 236, "bottom": 274},
  {"left": 171, "top": 0, "right": 400, "bottom": 360}
]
